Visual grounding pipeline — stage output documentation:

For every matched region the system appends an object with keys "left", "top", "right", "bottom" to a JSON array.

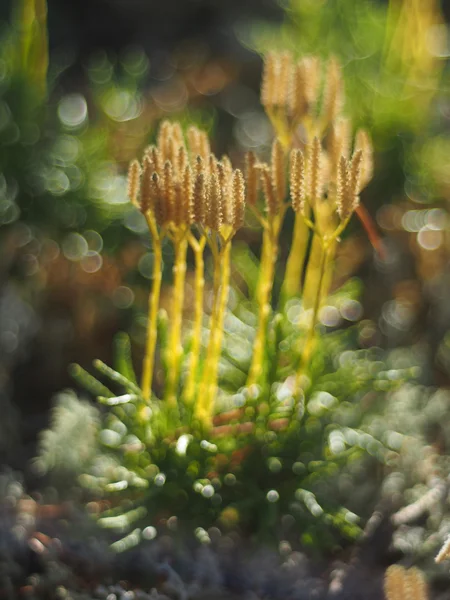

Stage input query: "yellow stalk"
[
  {"left": 195, "top": 239, "right": 229, "bottom": 429},
  {"left": 141, "top": 214, "right": 163, "bottom": 402},
  {"left": 205, "top": 241, "right": 231, "bottom": 416},
  {"left": 304, "top": 200, "right": 338, "bottom": 309},
  {"left": 294, "top": 242, "right": 329, "bottom": 396},
  {"left": 183, "top": 235, "right": 206, "bottom": 405},
  {"left": 281, "top": 206, "right": 311, "bottom": 301},
  {"left": 302, "top": 231, "right": 323, "bottom": 310},
  {"left": 268, "top": 110, "right": 292, "bottom": 149},
  {"left": 165, "top": 231, "right": 188, "bottom": 407},
  {"left": 247, "top": 219, "right": 280, "bottom": 387},
  {"left": 319, "top": 239, "right": 336, "bottom": 301},
  {"left": 255, "top": 225, "right": 271, "bottom": 306}
]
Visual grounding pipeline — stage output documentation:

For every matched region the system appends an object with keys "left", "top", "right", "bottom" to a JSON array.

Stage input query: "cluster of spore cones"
[{"left": 127, "top": 52, "right": 374, "bottom": 431}]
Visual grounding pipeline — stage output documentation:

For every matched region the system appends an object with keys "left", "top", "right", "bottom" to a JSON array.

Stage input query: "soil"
[{"left": 0, "top": 483, "right": 414, "bottom": 600}]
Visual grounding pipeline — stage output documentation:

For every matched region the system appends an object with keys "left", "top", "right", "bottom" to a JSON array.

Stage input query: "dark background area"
[{"left": 2, "top": 0, "right": 282, "bottom": 67}]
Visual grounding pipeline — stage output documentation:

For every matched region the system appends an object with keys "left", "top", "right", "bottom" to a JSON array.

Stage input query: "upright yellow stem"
[
  {"left": 255, "top": 227, "right": 271, "bottom": 305},
  {"left": 195, "top": 240, "right": 230, "bottom": 429},
  {"left": 304, "top": 199, "right": 338, "bottom": 309},
  {"left": 269, "top": 111, "right": 292, "bottom": 149},
  {"left": 302, "top": 232, "right": 323, "bottom": 310},
  {"left": 184, "top": 235, "right": 206, "bottom": 405},
  {"left": 165, "top": 232, "right": 188, "bottom": 407},
  {"left": 141, "top": 215, "right": 162, "bottom": 402},
  {"left": 294, "top": 242, "right": 329, "bottom": 396},
  {"left": 282, "top": 208, "right": 311, "bottom": 302},
  {"left": 205, "top": 241, "right": 231, "bottom": 414},
  {"left": 319, "top": 239, "right": 336, "bottom": 301},
  {"left": 247, "top": 222, "right": 279, "bottom": 387}
]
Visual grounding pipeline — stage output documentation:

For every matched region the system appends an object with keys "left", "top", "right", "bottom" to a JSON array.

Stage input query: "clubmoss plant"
[
  {"left": 248, "top": 52, "right": 373, "bottom": 395},
  {"left": 127, "top": 122, "right": 245, "bottom": 426},
  {"left": 64, "top": 53, "right": 412, "bottom": 549}
]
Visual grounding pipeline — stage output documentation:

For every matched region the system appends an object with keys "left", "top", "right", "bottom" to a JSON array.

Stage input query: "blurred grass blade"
[
  {"left": 28, "top": 0, "right": 48, "bottom": 99},
  {"left": 14, "top": 0, "right": 35, "bottom": 72},
  {"left": 13, "top": 0, "right": 48, "bottom": 99},
  {"left": 69, "top": 364, "right": 114, "bottom": 398},
  {"left": 93, "top": 359, "right": 141, "bottom": 395},
  {"left": 114, "top": 332, "right": 138, "bottom": 385}
]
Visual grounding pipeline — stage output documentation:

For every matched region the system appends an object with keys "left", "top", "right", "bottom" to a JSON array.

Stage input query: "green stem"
[
  {"left": 247, "top": 221, "right": 279, "bottom": 387},
  {"left": 206, "top": 241, "right": 231, "bottom": 409},
  {"left": 302, "top": 231, "right": 323, "bottom": 310},
  {"left": 281, "top": 208, "right": 310, "bottom": 302},
  {"left": 165, "top": 232, "right": 188, "bottom": 408},
  {"left": 294, "top": 242, "right": 329, "bottom": 397},
  {"left": 183, "top": 235, "right": 206, "bottom": 405},
  {"left": 195, "top": 240, "right": 231, "bottom": 429},
  {"left": 141, "top": 215, "right": 162, "bottom": 402}
]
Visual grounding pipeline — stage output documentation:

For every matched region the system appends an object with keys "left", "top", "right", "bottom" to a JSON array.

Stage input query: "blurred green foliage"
[
  {"left": 369, "top": 381, "right": 450, "bottom": 570},
  {"left": 38, "top": 276, "right": 417, "bottom": 552},
  {"left": 0, "top": 0, "right": 152, "bottom": 245}
]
